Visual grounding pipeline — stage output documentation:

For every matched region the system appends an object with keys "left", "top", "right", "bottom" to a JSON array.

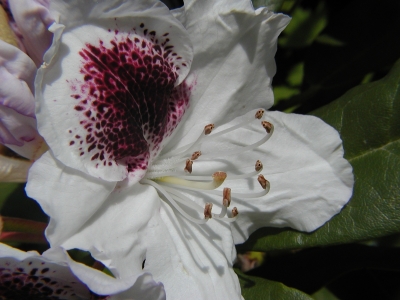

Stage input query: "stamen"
[
  {"left": 141, "top": 179, "right": 208, "bottom": 224},
  {"left": 255, "top": 160, "right": 263, "bottom": 172},
  {"left": 163, "top": 186, "right": 232, "bottom": 221},
  {"left": 202, "top": 179, "right": 270, "bottom": 198},
  {"left": 200, "top": 122, "right": 274, "bottom": 160},
  {"left": 158, "top": 109, "right": 264, "bottom": 160},
  {"left": 204, "top": 124, "right": 215, "bottom": 135},
  {"left": 223, "top": 187, "right": 231, "bottom": 207},
  {"left": 258, "top": 174, "right": 269, "bottom": 190},
  {"left": 155, "top": 171, "right": 227, "bottom": 190},
  {"left": 218, "top": 191, "right": 229, "bottom": 218},
  {"left": 255, "top": 109, "right": 264, "bottom": 119},
  {"left": 204, "top": 203, "right": 213, "bottom": 219},
  {"left": 227, "top": 160, "right": 263, "bottom": 180},
  {"left": 262, "top": 121, "right": 273, "bottom": 133},
  {"left": 201, "top": 109, "right": 265, "bottom": 141},
  {"left": 184, "top": 159, "right": 193, "bottom": 173},
  {"left": 232, "top": 207, "right": 239, "bottom": 217},
  {"left": 142, "top": 109, "right": 273, "bottom": 226},
  {"left": 163, "top": 187, "right": 204, "bottom": 211},
  {"left": 191, "top": 151, "right": 202, "bottom": 160}
]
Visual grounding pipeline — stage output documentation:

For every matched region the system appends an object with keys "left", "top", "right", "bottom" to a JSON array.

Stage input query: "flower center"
[{"left": 141, "top": 109, "right": 273, "bottom": 224}]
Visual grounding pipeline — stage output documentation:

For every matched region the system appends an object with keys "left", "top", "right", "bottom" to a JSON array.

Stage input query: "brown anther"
[
  {"left": 191, "top": 151, "right": 202, "bottom": 160},
  {"left": 184, "top": 159, "right": 193, "bottom": 173},
  {"left": 204, "top": 203, "right": 213, "bottom": 219},
  {"left": 212, "top": 171, "right": 227, "bottom": 182},
  {"left": 262, "top": 121, "right": 273, "bottom": 133},
  {"left": 223, "top": 187, "right": 231, "bottom": 207},
  {"left": 255, "top": 160, "right": 263, "bottom": 172},
  {"left": 255, "top": 109, "right": 264, "bottom": 119},
  {"left": 204, "top": 124, "right": 215, "bottom": 135},
  {"left": 232, "top": 207, "right": 239, "bottom": 217},
  {"left": 257, "top": 174, "right": 269, "bottom": 190}
]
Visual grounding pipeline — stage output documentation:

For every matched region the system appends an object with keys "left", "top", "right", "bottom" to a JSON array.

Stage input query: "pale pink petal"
[{"left": 8, "top": 0, "right": 53, "bottom": 66}]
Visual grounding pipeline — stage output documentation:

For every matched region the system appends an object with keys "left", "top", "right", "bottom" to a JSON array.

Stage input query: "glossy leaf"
[
  {"left": 237, "top": 58, "right": 400, "bottom": 252},
  {"left": 236, "top": 270, "right": 313, "bottom": 300},
  {"left": 273, "top": 0, "right": 400, "bottom": 113}
]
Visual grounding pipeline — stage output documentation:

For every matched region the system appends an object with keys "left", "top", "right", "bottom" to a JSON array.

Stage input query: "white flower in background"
[
  {"left": 0, "top": 243, "right": 165, "bottom": 299},
  {"left": 26, "top": 0, "right": 354, "bottom": 299},
  {"left": 0, "top": 0, "right": 52, "bottom": 160}
]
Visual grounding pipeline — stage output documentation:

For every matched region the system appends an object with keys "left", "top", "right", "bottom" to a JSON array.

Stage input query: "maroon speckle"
[{"left": 68, "top": 29, "right": 191, "bottom": 175}]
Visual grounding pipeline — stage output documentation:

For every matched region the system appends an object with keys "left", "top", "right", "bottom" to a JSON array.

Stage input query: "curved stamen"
[
  {"left": 200, "top": 123, "right": 274, "bottom": 160},
  {"left": 226, "top": 160, "right": 263, "bottom": 180},
  {"left": 191, "top": 151, "right": 202, "bottom": 160},
  {"left": 258, "top": 174, "right": 269, "bottom": 190},
  {"left": 157, "top": 123, "right": 213, "bottom": 160},
  {"left": 142, "top": 108, "right": 273, "bottom": 226},
  {"left": 184, "top": 159, "right": 193, "bottom": 173},
  {"left": 159, "top": 185, "right": 237, "bottom": 222},
  {"left": 201, "top": 182, "right": 270, "bottom": 199},
  {"left": 232, "top": 207, "right": 239, "bottom": 217},
  {"left": 204, "top": 203, "right": 213, "bottom": 219},
  {"left": 223, "top": 187, "right": 231, "bottom": 207},
  {"left": 158, "top": 109, "right": 266, "bottom": 161}
]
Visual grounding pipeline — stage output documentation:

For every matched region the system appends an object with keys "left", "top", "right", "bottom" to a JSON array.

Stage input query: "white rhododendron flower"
[{"left": 26, "top": 0, "right": 354, "bottom": 299}]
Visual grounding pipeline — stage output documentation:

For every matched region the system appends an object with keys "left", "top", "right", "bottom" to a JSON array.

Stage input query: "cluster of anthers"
[{"left": 141, "top": 109, "right": 273, "bottom": 224}]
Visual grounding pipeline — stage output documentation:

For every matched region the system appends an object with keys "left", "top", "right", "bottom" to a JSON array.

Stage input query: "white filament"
[{"left": 142, "top": 108, "right": 272, "bottom": 225}]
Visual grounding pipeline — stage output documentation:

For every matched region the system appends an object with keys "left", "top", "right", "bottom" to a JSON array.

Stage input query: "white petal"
[
  {"left": 227, "top": 111, "right": 354, "bottom": 243},
  {"left": 144, "top": 201, "right": 241, "bottom": 300},
  {"left": 8, "top": 0, "right": 53, "bottom": 66},
  {"left": 175, "top": 0, "right": 255, "bottom": 17},
  {"left": 163, "top": 6, "right": 290, "bottom": 153},
  {"left": 58, "top": 183, "right": 160, "bottom": 294},
  {"left": 110, "top": 273, "right": 166, "bottom": 300},
  {"left": 32, "top": 171, "right": 163, "bottom": 295},
  {"left": 0, "top": 243, "right": 90, "bottom": 299},
  {"left": 44, "top": 247, "right": 165, "bottom": 298},
  {"left": 157, "top": 109, "right": 352, "bottom": 243},
  {"left": 35, "top": 0, "right": 193, "bottom": 183},
  {"left": 26, "top": 151, "right": 116, "bottom": 246}
]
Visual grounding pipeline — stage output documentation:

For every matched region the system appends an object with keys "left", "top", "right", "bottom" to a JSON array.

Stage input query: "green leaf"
[
  {"left": 237, "top": 58, "right": 400, "bottom": 252},
  {"left": 312, "top": 288, "right": 339, "bottom": 300},
  {"left": 303, "top": 0, "right": 400, "bottom": 89},
  {"left": 0, "top": 183, "right": 19, "bottom": 210},
  {"left": 236, "top": 270, "right": 313, "bottom": 300},
  {"left": 279, "top": 2, "right": 327, "bottom": 49}
]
